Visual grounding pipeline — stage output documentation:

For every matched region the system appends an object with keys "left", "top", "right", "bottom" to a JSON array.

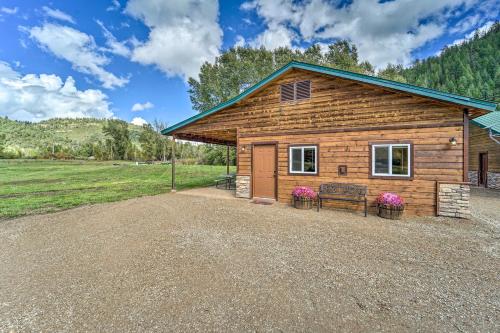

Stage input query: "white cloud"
[
  {"left": 107, "top": 0, "right": 121, "bottom": 12},
  {"left": 448, "top": 21, "right": 495, "bottom": 47},
  {"left": 96, "top": 20, "right": 131, "bottom": 57},
  {"left": 241, "top": 0, "right": 499, "bottom": 68},
  {"left": 27, "top": 23, "right": 128, "bottom": 89},
  {"left": 242, "top": 18, "right": 254, "bottom": 25},
  {"left": 131, "top": 117, "right": 148, "bottom": 126},
  {"left": 249, "top": 24, "right": 295, "bottom": 49},
  {"left": 42, "top": 6, "right": 75, "bottom": 24},
  {"left": 0, "top": 61, "right": 112, "bottom": 122},
  {"left": 450, "top": 14, "right": 481, "bottom": 34},
  {"left": 125, "top": 0, "right": 223, "bottom": 80},
  {"left": 131, "top": 101, "right": 154, "bottom": 112},
  {"left": 240, "top": 1, "right": 257, "bottom": 11},
  {"left": 234, "top": 35, "right": 246, "bottom": 47},
  {"left": 1, "top": 7, "right": 18, "bottom": 15}
]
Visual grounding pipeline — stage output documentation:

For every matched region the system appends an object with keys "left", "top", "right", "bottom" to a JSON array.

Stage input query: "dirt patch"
[{"left": 0, "top": 191, "right": 498, "bottom": 332}]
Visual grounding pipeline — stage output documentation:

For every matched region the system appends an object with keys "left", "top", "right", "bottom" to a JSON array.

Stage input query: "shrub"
[
  {"left": 292, "top": 186, "right": 317, "bottom": 200},
  {"left": 376, "top": 192, "right": 404, "bottom": 208}
]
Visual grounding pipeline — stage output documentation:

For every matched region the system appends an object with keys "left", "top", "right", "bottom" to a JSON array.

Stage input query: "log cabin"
[
  {"left": 469, "top": 112, "right": 500, "bottom": 189},
  {"left": 162, "top": 61, "right": 497, "bottom": 216}
]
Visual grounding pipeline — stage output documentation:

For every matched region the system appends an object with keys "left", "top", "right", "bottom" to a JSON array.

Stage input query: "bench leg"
[
  {"left": 317, "top": 198, "right": 320, "bottom": 212},
  {"left": 364, "top": 198, "right": 367, "bottom": 217}
]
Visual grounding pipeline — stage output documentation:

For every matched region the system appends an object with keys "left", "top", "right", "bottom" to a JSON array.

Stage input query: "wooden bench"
[{"left": 317, "top": 183, "right": 368, "bottom": 217}]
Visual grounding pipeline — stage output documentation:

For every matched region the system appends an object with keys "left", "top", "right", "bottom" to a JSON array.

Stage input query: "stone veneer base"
[
  {"left": 235, "top": 175, "right": 251, "bottom": 198},
  {"left": 487, "top": 172, "right": 500, "bottom": 190},
  {"left": 468, "top": 170, "right": 500, "bottom": 190},
  {"left": 468, "top": 171, "right": 478, "bottom": 186},
  {"left": 437, "top": 183, "right": 471, "bottom": 219}
]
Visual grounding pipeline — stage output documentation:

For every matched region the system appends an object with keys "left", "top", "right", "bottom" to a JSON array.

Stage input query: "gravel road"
[{"left": 0, "top": 190, "right": 498, "bottom": 332}]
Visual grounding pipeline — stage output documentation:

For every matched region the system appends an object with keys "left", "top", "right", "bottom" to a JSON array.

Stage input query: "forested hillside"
[
  {"left": 0, "top": 117, "right": 234, "bottom": 164},
  {"left": 402, "top": 22, "right": 499, "bottom": 102},
  {"left": 0, "top": 118, "right": 141, "bottom": 159},
  {"left": 0, "top": 118, "right": 140, "bottom": 150}
]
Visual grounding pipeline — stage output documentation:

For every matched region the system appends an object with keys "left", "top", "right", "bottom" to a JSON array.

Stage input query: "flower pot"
[
  {"left": 377, "top": 204, "right": 404, "bottom": 220},
  {"left": 292, "top": 196, "right": 313, "bottom": 210}
]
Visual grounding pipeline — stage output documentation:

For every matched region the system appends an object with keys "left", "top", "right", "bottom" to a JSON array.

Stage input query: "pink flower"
[
  {"left": 376, "top": 192, "right": 404, "bottom": 208},
  {"left": 292, "top": 186, "right": 317, "bottom": 199}
]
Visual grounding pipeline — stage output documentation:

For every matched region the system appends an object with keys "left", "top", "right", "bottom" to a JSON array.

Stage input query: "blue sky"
[{"left": 0, "top": 0, "right": 498, "bottom": 127}]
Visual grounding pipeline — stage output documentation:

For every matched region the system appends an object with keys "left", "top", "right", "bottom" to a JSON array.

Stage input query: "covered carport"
[{"left": 162, "top": 126, "right": 237, "bottom": 191}]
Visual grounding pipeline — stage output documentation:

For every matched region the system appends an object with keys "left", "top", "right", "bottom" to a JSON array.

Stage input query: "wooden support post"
[
  {"left": 171, "top": 135, "right": 176, "bottom": 192},
  {"left": 463, "top": 110, "right": 469, "bottom": 183},
  {"left": 226, "top": 144, "right": 230, "bottom": 175}
]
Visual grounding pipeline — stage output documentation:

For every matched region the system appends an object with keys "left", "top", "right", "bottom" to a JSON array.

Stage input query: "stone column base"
[
  {"left": 487, "top": 172, "right": 500, "bottom": 190},
  {"left": 437, "top": 183, "right": 470, "bottom": 219},
  {"left": 236, "top": 175, "right": 251, "bottom": 198},
  {"left": 468, "top": 171, "right": 478, "bottom": 186}
]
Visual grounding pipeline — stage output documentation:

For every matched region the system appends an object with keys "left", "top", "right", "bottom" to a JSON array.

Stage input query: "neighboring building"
[
  {"left": 163, "top": 62, "right": 497, "bottom": 216},
  {"left": 469, "top": 112, "right": 500, "bottom": 189}
]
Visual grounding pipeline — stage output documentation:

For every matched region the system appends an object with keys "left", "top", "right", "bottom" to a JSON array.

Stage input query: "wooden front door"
[
  {"left": 479, "top": 153, "right": 488, "bottom": 187},
  {"left": 252, "top": 144, "right": 277, "bottom": 199}
]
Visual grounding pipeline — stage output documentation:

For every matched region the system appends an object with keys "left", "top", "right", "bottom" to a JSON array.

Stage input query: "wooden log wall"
[
  {"left": 239, "top": 127, "right": 463, "bottom": 216},
  {"left": 174, "top": 69, "right": 469, "bottom": 215},
  {"left": 175, "top": 69, "right": 464, "bottom": 137},
  {"left": 469, "top": 123, "right": 500, "bottom": 173}
]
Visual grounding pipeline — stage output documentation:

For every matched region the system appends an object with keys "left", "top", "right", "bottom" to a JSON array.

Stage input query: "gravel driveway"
[{"left": 0, "top": 190, "right": 498, "bottom": 332}]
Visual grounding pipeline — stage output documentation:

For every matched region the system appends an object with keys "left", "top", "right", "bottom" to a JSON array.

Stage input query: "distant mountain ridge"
[{"left": 0, "top": 117, "right": 143, "bottom": 157}]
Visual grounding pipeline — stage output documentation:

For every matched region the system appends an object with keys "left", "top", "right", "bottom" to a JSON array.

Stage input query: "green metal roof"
[
  {"left": 162, "top": 61, "right": 498, "bottom": 135},
  {"left": 471, "top": 111, "right": 500, "bottom": 135}
]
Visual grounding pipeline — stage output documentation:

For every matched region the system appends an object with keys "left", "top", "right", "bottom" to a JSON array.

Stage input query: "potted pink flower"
[
  {"left": 376, "top": 192, "right": 405, "bottom": 219},
  {"left": 292, "top": 186, "right": 316, "bottom": 209}
]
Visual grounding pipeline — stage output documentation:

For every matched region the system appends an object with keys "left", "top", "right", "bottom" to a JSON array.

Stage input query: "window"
[
  {"left": 280, "top": 80, "right": 311, "bottom": 102},
  {"left": 371, "top": 143, "right": 411, "bottom": 177},
  {"left": 289, "top": 146, "right": 317, "bottom": 174}
]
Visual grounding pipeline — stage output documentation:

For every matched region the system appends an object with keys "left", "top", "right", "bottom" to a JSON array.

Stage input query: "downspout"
[
  {"left": 463, "top": 110, "right": 469, "bottom": 182},
  {"left": 488, "top": 129, "right": 500, "bottom": 145}
]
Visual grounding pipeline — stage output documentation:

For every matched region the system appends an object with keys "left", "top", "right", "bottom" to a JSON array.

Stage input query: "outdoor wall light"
[{"left": 449, "top": 137, "right": 457, "bottom": 146}]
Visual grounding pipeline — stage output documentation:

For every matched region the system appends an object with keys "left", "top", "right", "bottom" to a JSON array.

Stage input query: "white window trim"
[
  {"left": 372, "top": 143, "right": 411, "bottom": 177},
  {"left": 289, "top": 146, "right": 317, "bottom": 174}
]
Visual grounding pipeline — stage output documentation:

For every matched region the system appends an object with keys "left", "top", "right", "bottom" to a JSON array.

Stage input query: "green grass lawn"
[{"left": 0, "top": 159, "right": 234, "bottom": 219}]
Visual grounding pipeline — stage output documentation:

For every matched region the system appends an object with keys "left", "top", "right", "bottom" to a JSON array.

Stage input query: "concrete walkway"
[{"left": 177, "top": 186, "right": 238, "bottom": 200}]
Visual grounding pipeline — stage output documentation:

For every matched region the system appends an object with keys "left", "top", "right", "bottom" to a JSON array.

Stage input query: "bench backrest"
[{"left": 318, "top": 183, "right": 367, "bottom": 197}]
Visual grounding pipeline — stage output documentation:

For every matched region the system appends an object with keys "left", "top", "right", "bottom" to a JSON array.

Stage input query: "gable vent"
[
  {"left": 280, "top": 80, "right": 311, "bottom": 102},
  {"left": 280, "top": 83, "right": 295, "bottom": 102},
  {"left": 296, "top": 80, "right": 311, "bottom": 100}
]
